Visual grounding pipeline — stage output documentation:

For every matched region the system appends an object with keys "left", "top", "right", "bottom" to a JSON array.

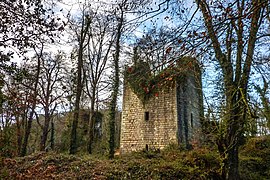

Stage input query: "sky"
[{"left": 2, "top": 0, "right": 269, "bottom": 115}]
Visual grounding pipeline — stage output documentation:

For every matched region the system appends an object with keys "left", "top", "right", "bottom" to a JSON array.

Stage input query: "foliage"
[
  {"left": 194, "top": 0, "right": 270, "bottom": 178},
  {"left": 0, "top": 1, "right": 64, "bottom": 44},
  {"left": 108, "top": 1, "right": 125, "bottom": 159},
  {"left": 0, "top": 0, "right": 65, "bottom": 76},
  {"left": 1, "top": 138, "right": 270, "bottom": 179},
  {"left": 239, "top": 136, "right": 270, "bottom": 180},
  {"left": 0, "top": 147, "right": 221, "bottom": 179},
  {"left": 125, "top": 56, "right": 198, "bottom": 103},
  {"left": 0, "top": 126, "right": 17, "bottom": 158}
]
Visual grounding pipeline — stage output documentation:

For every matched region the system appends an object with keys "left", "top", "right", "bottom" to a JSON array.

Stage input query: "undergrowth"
[{"left": 1, "top": 136, "right": 270, "bottom": 179}]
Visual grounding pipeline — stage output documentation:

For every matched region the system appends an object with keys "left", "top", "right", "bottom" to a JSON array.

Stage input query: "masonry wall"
[
  {"left": 176, "top": 75, "right": 202, "bottom": 148},
  {"left": 120, "top": 84, "right": 178, "bottom": 153}
]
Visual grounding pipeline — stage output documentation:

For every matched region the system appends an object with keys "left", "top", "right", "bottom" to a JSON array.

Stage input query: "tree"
[
  {"left": 108, "top": 0, "right": 126, "bottom": 159},
  {"left": 0, "top": 81, "right": 18, "bottom": 157},
  {"left": 20, "top": 44, "right": 43, "bottom": 157},
  {"left": 0, "top": 0, "right": 63, "bottom": 70},
  {"left": 254, "top": 77, "right": 270, "bottom": 129},
  {"left": 106, "top": 0, "right": 173, "bottom": 158},
  {"left": 3, "top": 79, "right": 26, "bottom": 156},
  {"left": 0, "top": 0, "right": 65, "bottom": 156},
  {"left": 69, "top": 8, "right": 91, "bottom": 155},
  {"left": 195, "top": 0, "right": 269, "bottom": 179},
  {"left": 37, "top": 52, "right": 67, "bottom": 151},
  {"left": 83, "top": 11, "right": 115, "bottom": 154},
  {"left": 133, "top": 26, "right": 176, "bottom": 72}
]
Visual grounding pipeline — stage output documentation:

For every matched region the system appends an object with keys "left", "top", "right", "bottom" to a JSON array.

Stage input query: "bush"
[{"left": 239, "top": 136, "right": 270, "bottom": 180}]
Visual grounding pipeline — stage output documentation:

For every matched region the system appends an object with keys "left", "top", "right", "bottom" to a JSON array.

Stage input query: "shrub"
[{"left": 239, "top": 136, "right": 270, "bottom": 179}]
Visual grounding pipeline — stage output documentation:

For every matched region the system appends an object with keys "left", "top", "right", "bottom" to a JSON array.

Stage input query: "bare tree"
[
  {"left": 0, "top": 0, "right": 66, "bottom": 156},
  {"left": 106, "top": 0, "right": 174, "bottom": 158},
  {"left": 20, "top": 44, "right": 44, "bottom": 156},
  {"left": 108, "top": 0, "right": 126, "bottom": 159},
  {"left": 0, "top": 0, "right": 64, "bottom": 72},
  {"left": 37, "top": 52, "right": 67, "bottom": 151},
  {"left": 69, "top": 8, "right": 91, "bottom": 154},
  {"left": 83, "top": 11, "right": 115, "bottom": 154},
  {"left": 195, "top": 0, "right": 269, "bottom": 179}
]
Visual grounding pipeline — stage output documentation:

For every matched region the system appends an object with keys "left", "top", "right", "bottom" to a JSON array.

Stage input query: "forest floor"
[{"left": 1, "top": 136, "right": 270, "bottom": 180}]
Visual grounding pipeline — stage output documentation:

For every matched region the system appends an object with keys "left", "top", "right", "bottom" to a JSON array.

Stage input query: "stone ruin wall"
[
  {"left": 176, "top": 75, "right": 202, "bottom": 148},
  {"left": 120, "top": 84, "right": 178, "bottom": 153}
]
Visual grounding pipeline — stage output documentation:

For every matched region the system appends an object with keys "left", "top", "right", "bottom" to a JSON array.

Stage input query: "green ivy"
[{"left": 124, "top": 57, "right": 198, "bottom": 104}]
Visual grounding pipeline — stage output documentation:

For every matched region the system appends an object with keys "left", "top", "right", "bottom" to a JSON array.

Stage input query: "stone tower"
[{"left": 120, "top": 57, "right": 203, "bottom": 153}]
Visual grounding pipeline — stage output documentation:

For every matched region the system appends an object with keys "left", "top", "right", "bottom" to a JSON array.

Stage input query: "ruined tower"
[{"left": 120, "top": 57, "right": 203, "bottom": 153}]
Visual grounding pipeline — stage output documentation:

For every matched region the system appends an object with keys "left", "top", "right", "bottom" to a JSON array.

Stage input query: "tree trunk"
[
  {"left": 108, "top": 6, "right": 124, "bottom": 159},
  {"left": 69, "top": 14, "right": 91, "bottom": 154},
  {"left": 16, "top": 116, "right": 23, "bottom": 155},
  {"left": 87, "top": 91, "right": 95, "bottom": 154},
  {"left": 227, "top": 146, "right": 239, "bottom": 180},
  {"left": 69, "top": 41, "right": 83, "bottom": 155},
  {"left": 20, "top": 93, "right": 37, "bottom": 156},
  {"left": 50, "top": 119, "right": 54, "bottom": 150},
  {"left": 40, "top": 64, "right": 53, "bottom": 151},
  {"left": 195, "top": 0, "right": 264, "bottom": 178},
  {"left": 20, "top": 51, "right": 41, "bottom": 157},
  {"left": 40, "top": 110, "right": 50, "bottom": 151}
]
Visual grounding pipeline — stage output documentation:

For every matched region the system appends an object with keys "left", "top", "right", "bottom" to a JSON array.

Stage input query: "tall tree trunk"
[
  {"left": 195, "top": 0, "right": 264, "bottom": 179},
  {"left": 69, "top": 39, "right": 83, "bottom": 155},
  {"left": 50, "top": 118, "right": 54, "bottom": 150},
  {"left": 225, "top": 90, "right": 244, "bottom": 180},
  {"left": 40, "top": 110, "right": 50, "bottom": 151},
  {"left": 108, "top": 6, "right": 124, "bottom": 159},
  {"left": 70, "top": 14, "right": 91, "bottom": 154},
  {"left": 20, "top": 49, "right": 42, "bottom": 157},
  {"left": 16, "top": 116, "right": 23, "bottom": 155},
  {"left": 87, "top": 89, "right": 95, "bottom": 154},
  {"left": 20, "top": 91, "right": 37, "bottom": 156},
  {"left": 40, "top": 68, "right": 53, "bottom": 151}
]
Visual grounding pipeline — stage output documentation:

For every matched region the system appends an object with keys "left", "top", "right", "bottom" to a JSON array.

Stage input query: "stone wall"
[
  {"left": 120, "top": 62, "right": 203, "bottom": 153},
  {"left": 176, "top": 75, "right": 202, "bottom": 148},
  {"left": 120, "top": 84, "right": 178, "bottom": 153}
]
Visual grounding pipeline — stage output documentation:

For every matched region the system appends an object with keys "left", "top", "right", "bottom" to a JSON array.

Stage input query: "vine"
[{"left": 125, "top": 56, "right": 198, "bottom": 104}]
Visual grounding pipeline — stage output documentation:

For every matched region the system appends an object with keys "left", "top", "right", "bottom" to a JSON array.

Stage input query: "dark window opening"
[
  {"left": 145, "top": 144, "right": 149, "bottom": 151},
  {"left": 190, "top": 113, "right": 193, "bottom": 128},
  {"left": 144, "top": 111, "right": 149, "bottom": 121}
]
